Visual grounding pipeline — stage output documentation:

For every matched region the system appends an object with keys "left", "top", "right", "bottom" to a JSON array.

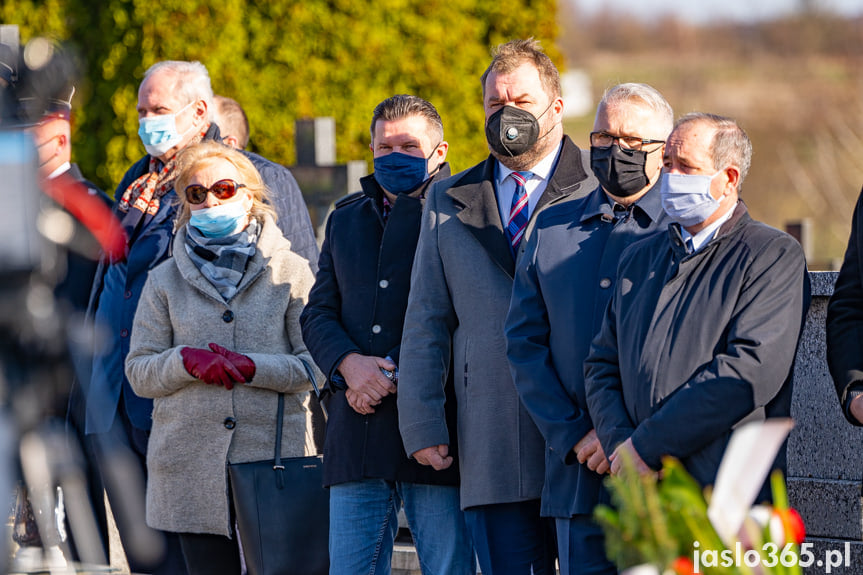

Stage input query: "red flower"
[{"left": 672, "top": 556, "right": 696, "bottom": 575}]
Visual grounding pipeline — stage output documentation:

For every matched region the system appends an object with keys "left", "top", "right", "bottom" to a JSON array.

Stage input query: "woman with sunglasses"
[{"left": 125, "top": 140, "right": 322, "bottom": 574}]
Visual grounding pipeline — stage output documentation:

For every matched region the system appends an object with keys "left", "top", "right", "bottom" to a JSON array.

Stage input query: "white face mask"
[
  {"left": 660, "top": 170, "right": 725, "bottom": 227},
  {"left": 189, "top": 201, "right": 249, "bottom": 238},
  {"left": 138, "top": 100, "right": 196, "bottom": 157}
]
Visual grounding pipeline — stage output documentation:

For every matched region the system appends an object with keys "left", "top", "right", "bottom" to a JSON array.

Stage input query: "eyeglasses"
[
  {"left": 184, "top": 179, "right": 246, "bottom": 205},
  {"left": 590, "top": 131, "right": 665, "bottom": 152}
]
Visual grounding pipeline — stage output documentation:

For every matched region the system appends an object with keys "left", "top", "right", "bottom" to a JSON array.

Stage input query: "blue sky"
[{"left": 571, "top": 0, "right": 862, "bottom": 23}]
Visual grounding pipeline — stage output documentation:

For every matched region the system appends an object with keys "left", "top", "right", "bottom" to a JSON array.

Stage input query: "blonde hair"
[{"left": 173, "top": 140, "right": 276, "bottom": 232}]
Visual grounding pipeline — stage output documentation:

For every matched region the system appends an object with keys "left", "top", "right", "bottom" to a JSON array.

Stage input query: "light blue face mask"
[
  {"left": 189, "top": 201, "right": 248, "bottom": 238},
  {"left": 660, "top": 170, "right": 725, "bottom": 227},
  {"left": 138, "top": 100, "right": 195, "bottom": 157}
]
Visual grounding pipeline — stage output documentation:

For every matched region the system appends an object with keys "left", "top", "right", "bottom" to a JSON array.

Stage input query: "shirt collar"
[
  {"left": 495, "top": 139, "right": 563, "bottom": 186},
  {"left": 580, "top": 180, "right": 665, "bottom": 224},
  {"left": 680, "top": 201, "right": 738, "bottom": 252},
  {"left": 46, "top": 161, "right": 71, "bottom": 180}
]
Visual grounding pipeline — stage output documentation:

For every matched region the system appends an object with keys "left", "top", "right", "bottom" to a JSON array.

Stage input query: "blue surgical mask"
[
  {"left": 373, "top": 150, "right": 435, "bottom": 195},
  {"left": 138, "top": 100, "right": 196, "bottom": 157},
  {"left": 660, "top": 170, "right": 724, "bottom": 227},
  {"left": 189, "top": 201, "right": 249, "bottom": 238}
]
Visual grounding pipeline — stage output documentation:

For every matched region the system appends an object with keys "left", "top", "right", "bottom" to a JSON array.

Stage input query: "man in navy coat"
[
  {"left": 584, "top": 113, "right": 809, "bottom": 498},
  {"left": 301, "top": 94, "right": 473, "bottom": 575},
  {"left": 505, "top": 83, "right": 673, "bottom": 575}
]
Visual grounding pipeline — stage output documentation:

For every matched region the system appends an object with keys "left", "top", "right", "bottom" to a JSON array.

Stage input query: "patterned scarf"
[
  {"left": 184, "top": 217, "right": 259, "bottom": 302},
  {"left": 116, "top": 129, "right": 207, "bottom": 250}
]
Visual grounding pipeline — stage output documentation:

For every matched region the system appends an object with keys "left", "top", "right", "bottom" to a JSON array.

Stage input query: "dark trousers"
[
  {"left": 463, "top": 499, "right": 557, "bottom": 575},
  {"left": 178, "top": 532, "right": 241, "bottom": 575},
  {"left": 88, "top": 405, "right": 187, "bottom": 575},
  {"left": 556, "top": 516, "right": 617, "bottom": 575}
]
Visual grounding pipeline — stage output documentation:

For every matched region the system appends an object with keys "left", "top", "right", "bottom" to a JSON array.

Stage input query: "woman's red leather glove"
[
  {"left": 208, "top": 343, "right": 257, "bottom": 382},
  {"left": 180, "top": 346, "right": 246, "bottom": 389}
]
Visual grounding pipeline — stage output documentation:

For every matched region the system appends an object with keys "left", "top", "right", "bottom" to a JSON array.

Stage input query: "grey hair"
[
  {"left": 598, "top": 83, "right": 674, "bottom": 137},
  {"left": 370, "top": 94, "right": 444, "bottom": 145},
  {"left": 675, "top": 112, "right": 753, "bottom": 186},
  {"left": 143, "top": 61, "right": 214, "bottom": 120}
]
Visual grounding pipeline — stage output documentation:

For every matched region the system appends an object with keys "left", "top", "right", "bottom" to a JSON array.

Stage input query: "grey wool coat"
[
  {"left": 125, "top": 213, "right": 322, "bottom": 536},
  {"left": 397, "top": 137, "right": 596, "bottom": 509}
]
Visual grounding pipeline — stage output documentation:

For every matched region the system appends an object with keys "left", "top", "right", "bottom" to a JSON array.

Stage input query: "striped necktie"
[{"left": 507, "top": 171, "right": 532, "bottom": 253}]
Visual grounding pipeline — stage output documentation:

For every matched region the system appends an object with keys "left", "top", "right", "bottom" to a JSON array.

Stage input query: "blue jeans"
[{"left": 329, "top": 479, "right": 475, "bottom": 575}]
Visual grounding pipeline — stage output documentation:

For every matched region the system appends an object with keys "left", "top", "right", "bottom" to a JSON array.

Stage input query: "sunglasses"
[{"left": 184, "top": 179, "right": 247, "bottom": 205}]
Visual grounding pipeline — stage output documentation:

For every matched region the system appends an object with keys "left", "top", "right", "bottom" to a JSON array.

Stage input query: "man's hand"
[
  {"left": 573, "top": 429, "right": 610, "bottom": 475},
  {"left": 412, "top": 445, "right": 453, "bottom": 471},
  {"left": 345, "top": 388, "right": 378, "bottom": 415},
  {"left": 609, "top": 438, "right": 653, "bottom": 476},
  {"left": 850, "top": 394, "right": 863, "bottom": 425},
  {"left": 338, "top": 353, "right": 397, "bottom": 414}
]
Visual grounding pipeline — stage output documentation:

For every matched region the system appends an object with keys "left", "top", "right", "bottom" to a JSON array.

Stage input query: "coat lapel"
[
  {"left": 447, "top": 159, "right": 516, "bottom": 277},
  {"left": 535, "top": 136, "right": 591, "bottom": 213},
  {"left": 446, "top": 137, "right": 593, "bottom": 278}
]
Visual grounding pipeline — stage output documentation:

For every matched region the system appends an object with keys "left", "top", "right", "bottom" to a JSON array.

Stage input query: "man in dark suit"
[
  {"left": 505, "top": 83, "right": 673, "bottom": 575},
  {"left": 398, "top": 39, "right": 597, "bottom": 575}
]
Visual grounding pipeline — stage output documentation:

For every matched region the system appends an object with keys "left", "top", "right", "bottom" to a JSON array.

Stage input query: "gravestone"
[
  {"left": 789, "top": 271, "right": 863, "bottom": 575},
  {"left": 290, "top": 117, "right": 367, "bottom": 238}
]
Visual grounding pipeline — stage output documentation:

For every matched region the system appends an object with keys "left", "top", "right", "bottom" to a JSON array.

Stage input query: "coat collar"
[
  {"left": 446, "top": 136, "right": 590, "bottom": 277},
  {"left": 580, "top": 180, "right": 665, "bottom": 225},
  {"left": 668, "top": 200, "right": 751, "bottom": 258}
]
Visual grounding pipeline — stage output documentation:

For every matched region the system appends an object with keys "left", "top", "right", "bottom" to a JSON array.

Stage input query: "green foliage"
[
  {"left": 595, "top": 455, "right": 731, "bottom": 572},
  {"left": 4, "top": 0, "right": 559, "bottom": 195}
]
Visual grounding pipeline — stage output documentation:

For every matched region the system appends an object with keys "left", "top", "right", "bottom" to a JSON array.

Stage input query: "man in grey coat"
[
  {"left": 398, "top": 39, "right": 596, "bottom": 575},
  {"left": 584, "top": 113, "right": 810, "bottom": 497}
]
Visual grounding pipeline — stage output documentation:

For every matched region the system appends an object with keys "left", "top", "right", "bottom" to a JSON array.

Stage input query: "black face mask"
[
  {"left": 485, "top": 105, "right": 545, "bottom": 157},
  {"left": 590, "top": 144, "right": 649, "bottom": 198}
]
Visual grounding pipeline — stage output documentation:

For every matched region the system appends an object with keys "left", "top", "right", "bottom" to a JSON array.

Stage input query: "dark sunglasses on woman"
[{"left": 184, "top": 179, "right": 246, "bottom": 205}]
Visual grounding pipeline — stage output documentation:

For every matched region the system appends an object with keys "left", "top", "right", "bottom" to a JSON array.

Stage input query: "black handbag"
[{"left": 228, "top": 359, "right": 329, "bottom": 575}]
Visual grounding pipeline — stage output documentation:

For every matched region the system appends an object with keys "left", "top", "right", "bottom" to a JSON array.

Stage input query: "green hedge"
[{"left": 3, "top": 0, "right": 558, "bottom": 195}]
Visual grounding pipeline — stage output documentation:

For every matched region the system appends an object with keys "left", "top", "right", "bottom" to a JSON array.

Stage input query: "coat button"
[
  {"left": 124, "top": 290, "right": 132, "bottom": 299},
  {"left": 372, "top": 324, "right": 382, "bottom": 334},
  {"left": 379, "top": 279, "right": 389, "bottom": 289},
  {"left": 223, "top": 417, "right": 236, "bottom": 430},
  {"left": 120, "top": 329, "right": 129, "bottom": 337},
  {"left": 222, "top": 310, "right": 234, "bottom": 323},
  {"left": 599, "top": 278, "right": 612, "bottom": 289}
]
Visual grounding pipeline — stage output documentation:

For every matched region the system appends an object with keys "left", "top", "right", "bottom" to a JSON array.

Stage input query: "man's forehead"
[
  {"left": 374, "top": 115, "right": 430, "bottom": 140},
  {"left": 139, "top": 71, "right": 181, "bottom": 104}
]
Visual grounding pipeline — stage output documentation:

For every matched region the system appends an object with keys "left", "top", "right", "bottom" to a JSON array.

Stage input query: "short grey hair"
[
  {"left": 370, "top": 94, "right": 444, "bottom": 145},
  {"left": 675, "top": 112, "right": 753, "bottom": 187},
  {"left": 598, "top": 83, "right": 673, "bottom": 137},
  {"left": 143, "top": 60, "right": 214, "bottom": 120}
]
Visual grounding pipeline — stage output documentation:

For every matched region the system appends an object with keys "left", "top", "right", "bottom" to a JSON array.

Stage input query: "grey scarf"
[{"left": 184, "top": 218, "right": 259, "bottom": 301}]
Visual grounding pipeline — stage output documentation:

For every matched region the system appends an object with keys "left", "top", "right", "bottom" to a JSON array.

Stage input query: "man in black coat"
[
  {"left": 584, "top": 113, "right": 810, "bottom": 496},
  {"left": 827, "top": 189, "right": 863, "bottom": 424},
  {"left": 300, "top": 95, "right": 474, "bottom": 575}
]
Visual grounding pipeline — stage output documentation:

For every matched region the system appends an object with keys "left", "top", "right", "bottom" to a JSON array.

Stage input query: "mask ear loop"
[{"left": 534, "top": 98, "right": 561, "bottom": 145}]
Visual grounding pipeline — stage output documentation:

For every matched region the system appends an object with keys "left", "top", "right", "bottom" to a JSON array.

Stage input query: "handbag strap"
[
  {"left": 299, "top": 357, "right": 327, "bottom": 421},
  {"left": 273, "top": 393, "right": 285, "bottom": 471},
  {"left": 272, "top": 357, "right": 324, "bottom": 472}
]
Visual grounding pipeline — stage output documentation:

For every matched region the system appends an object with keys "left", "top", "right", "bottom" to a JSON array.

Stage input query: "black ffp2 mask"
[
  {"left": 590, "top": 144, "right": 649, "bottom": 198},
  {"left": 485, "top": 105, "right": 544, "bottom": 157}
]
